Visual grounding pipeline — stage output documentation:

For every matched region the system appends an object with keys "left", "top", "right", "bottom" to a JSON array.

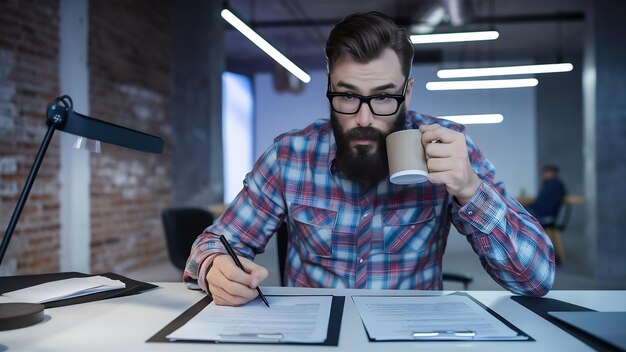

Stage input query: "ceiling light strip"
[
  {"left": 426, "top": 78, "right": 538, "bottom": 90},
  {"left": 411, "top": 31, "right": 499, "bottom": 44},
  {"left": 439, "top": 114, "right": 504, "bottom": 124},
  {"left": 438, "top": 63, "right": 574, "bottom": 78},
  {"left": 221, "top": 9, "right": 311, "bottom": 83}
]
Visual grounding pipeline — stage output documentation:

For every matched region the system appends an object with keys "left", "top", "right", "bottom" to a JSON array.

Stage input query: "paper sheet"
[
  {"left": 2, "top": 275, "right": 126, "bottom": 303},
  {"left": 352, "top": 295, "right": 526, "bottom": 341},
  {"left": 166, "top": 295, "right": 333, "bottom": 343}
]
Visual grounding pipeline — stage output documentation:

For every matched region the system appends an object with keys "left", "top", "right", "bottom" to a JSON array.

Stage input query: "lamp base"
[{"left": 0, "top": 302, "right": 45, "bottom": 330}]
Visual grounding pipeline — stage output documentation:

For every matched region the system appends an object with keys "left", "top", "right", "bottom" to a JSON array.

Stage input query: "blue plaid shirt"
[{"left": 185, "top": 112, "right": 555, "bottom": 296}]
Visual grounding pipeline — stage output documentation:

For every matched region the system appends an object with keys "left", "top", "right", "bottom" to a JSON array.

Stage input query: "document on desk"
[
  {"left": 166, "top": 295, "right": 333, "bottom": 343},
  {"left": 352, "top": 295, "right": 528, "bottom": 341},
  {"left": 2, "top": 275, "right": 126, "bottom": 303}
]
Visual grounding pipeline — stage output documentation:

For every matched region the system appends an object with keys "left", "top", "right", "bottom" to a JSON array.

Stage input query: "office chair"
[
  {"left": 161, "top": 207, "right": 214, "bottom": 271},
  {"left": 540, "top": 200, "right": 571, "bottom": 265},
  {"left": 275, "top": 222, "right": 473, "bottom": 290}
]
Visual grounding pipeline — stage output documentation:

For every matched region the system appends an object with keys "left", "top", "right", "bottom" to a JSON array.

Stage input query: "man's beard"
[{"left": 331, "top": 106, "right": 406, "bottom": 184}]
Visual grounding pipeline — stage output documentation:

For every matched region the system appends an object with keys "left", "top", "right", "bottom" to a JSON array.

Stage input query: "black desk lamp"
[{"left": 0, "top": 95, "right": 164, "bottom": 330}]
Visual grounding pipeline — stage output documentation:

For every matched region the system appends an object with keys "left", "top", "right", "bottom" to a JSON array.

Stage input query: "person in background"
[
  {"left": 184, "top": 12, "right": 555, "bottom": 306},
  {"left": 528, "top": 165, "right": 567, "bottom": 226}
]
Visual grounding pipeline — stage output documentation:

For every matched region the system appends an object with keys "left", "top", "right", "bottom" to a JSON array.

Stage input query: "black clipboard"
[
  {"left": 0, "top": 272, "right": 158, "bottom": 308},
  {"left": 147, "top": 294, "right": 345, "bottom": 346},
  {"left": 511, "top": 296, "right": 620, "bottom": 351},
  {"left": 359, "top": 292, "right": 533, "bottom": 342}
]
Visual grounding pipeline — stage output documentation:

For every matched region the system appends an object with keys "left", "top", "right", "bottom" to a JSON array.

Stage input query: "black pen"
[{"left": 219, "top": 235, "right": 270, "bottom": 307}]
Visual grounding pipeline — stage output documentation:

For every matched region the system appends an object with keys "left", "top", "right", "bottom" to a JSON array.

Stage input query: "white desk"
[{"left": 1, "top": 285, "right": 624, "bottom": 351}]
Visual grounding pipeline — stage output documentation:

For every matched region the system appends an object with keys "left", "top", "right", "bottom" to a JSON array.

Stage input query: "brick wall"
[
  {"left": 0, "top": 0, "right": 173, "bottom": 276},
  {"left": 0, "top": 0, "right": 61, "bottom": 274},
  {"left": 88, "top": 0, "right": 172, "bottom": 274}
]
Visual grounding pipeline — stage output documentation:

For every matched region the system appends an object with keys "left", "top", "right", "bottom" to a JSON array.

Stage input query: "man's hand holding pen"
[{"left": 206, "top": 237, "right": 269, "bottom": 307}]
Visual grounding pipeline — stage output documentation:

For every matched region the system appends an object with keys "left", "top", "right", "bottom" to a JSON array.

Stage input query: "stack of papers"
[
  {"left": 167, "top": 295, "right": 333, "bottom": 343},
  {"left": 2, "top": 275, "right": 126, "bottom": 303},
  {"left": 352, "top": 295, "right": 527, "bottom": 341}
]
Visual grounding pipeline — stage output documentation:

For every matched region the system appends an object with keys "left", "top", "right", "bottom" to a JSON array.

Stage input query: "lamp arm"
[
  {"left": 0, "top": 104, "right": 67, "bottom": 264},
  {"left": 63, "top": 110, "right": 164, "bottom": 154}
]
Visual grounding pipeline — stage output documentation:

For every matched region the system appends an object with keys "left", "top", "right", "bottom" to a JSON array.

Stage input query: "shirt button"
[
  {"left": 362, "top": 213, "right": 369, "bottom": 218},
  {"left": 468, "top": 210, "right": 474, "bottom": 216},
  {"left": 359, "top": 258, "right": 364, "bottom": 263}
]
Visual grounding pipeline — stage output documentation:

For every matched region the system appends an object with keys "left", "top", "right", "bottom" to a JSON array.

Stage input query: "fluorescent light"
[
  {"left": 411, "top": 31, "right": 499, "bottom": 44},
  {"left": 412, "top": 6, "right": 446, "bottom": 34},
  {"left": 439, "top": 114, "right": 504, "bottom": 124},
  {"left": 221, "top": 9, "right": 311, "bottom": 83},
  {"left": 426, "top": 78, "right": 538, "bottom": 90},
  {"left": 438, "top": 63, "right": 574, "bottom": 78}
]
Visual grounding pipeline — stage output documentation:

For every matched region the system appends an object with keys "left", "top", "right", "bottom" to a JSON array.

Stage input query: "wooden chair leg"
[{"left": 546, "top": 228, "right": 565, "bottom": 264}]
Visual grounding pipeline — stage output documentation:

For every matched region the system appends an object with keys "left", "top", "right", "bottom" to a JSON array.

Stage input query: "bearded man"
[{"left": 184, "top": 12, "right": 555, "bottom": 305}]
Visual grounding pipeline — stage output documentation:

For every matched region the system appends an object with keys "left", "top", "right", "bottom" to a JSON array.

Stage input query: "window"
[{"left": 222, "top": 72, "right": 254, "bottom": 203}]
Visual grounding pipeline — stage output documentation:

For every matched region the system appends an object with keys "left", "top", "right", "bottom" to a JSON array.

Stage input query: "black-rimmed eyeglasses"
[{"left": 326, "top": 79, "right": 408, "bottom": 116}]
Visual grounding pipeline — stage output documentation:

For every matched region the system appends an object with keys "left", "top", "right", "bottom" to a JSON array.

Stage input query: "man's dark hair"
[
  {"left": 325, "top": 12, "right": 414, "bottom": 78},
  {"left": 542, "top": 165, "right": 560, "bottom": 174}
]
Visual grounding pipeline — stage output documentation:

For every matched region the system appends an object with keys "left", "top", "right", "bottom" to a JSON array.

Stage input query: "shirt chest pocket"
[
  {"left": 382, "top": 207, "right": 435, "bottom": 254},
  {"left": 290, "top": 204, "right": 337, "bottom": 257}
]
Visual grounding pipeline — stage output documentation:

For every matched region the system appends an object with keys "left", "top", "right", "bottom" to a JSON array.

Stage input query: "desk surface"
[{"left": 1, "top": 285, "right": 624, "bottom": 351}]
